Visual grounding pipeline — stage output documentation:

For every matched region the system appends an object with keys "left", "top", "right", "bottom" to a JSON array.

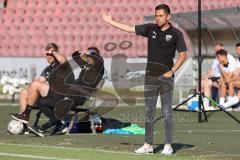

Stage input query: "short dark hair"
[
  {"left": 215, "top": 42, "right": 224, "bottom": 47},
  {"left": 87, "top": 47, "right": 100, "bottom": 56},
  {"left": 45, "top": 43, "right": 58, "bottom": 52},
  {"left": 216, "top": 49, "right": 227, "bottom": 57},
  {"left": 236, "top": 42, "right": 240, "bottom": 48},
  {"left": 155, "top": 4, "right": 171, "bottom": 14}
]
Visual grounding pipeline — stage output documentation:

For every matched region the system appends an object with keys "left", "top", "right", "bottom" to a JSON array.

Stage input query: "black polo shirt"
[
  {"left": 40, "top": 62, "right": 60, "bottom": 82},
  {"left": 135, "top": 23, "right": 187, "bottom": 76},
  {"left": 76, "top": 55, "right": 104, "bottom": 88}
]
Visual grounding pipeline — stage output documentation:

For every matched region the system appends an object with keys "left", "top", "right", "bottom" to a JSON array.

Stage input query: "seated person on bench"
[
  {"left": 39, "top": 47, "right": 104, "bottom": 135},
  {"left": 14, "top": 43, "right": 66, "bottom": 133},
  {"left": 18, "top": 43, "right": 63, "bottom": 113},
  {"left": 201, "top": 43, "right": 236, "bottom": 109},
  {"left": 10, "top": 47, "right": 104, "bottom": 135},
  {"left": 221, "top": 43, "right": 240, "bottom": 108}
]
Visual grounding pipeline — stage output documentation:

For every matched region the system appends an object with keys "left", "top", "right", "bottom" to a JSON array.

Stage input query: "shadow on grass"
[
  {"left": 154, "top": 143, "right": 194, "bottom": 154},
  {"left": 121, "top": 143, "right": 194, "bottom": 154}
]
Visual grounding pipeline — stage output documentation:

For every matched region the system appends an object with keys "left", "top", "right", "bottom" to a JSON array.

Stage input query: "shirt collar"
[{"left": 157, "top": 22, "right": 172, "bottom": 32}]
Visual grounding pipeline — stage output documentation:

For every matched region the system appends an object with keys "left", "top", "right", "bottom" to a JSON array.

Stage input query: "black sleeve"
[
  {"left": 40, "top": 66, "right": 48, "bottom": 78},
  {"left": 176, "top": 31, "right": 187, "bottom": 52},
  {"left": 135, "top": 23, "right": 153, "bottom": 37}
]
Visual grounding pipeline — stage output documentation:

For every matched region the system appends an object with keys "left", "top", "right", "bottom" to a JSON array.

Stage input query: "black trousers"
[{"left": 38, "top": 88, "right": 86, "bottom": 124}]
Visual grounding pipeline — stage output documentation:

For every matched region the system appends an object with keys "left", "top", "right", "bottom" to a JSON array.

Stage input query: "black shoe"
[
  {"left": 28, "top": 126, "right": 45, "bottom": 137},
  {"left": 10, "top": 113, "right": 29, "bottom": 124},
  {"left": 51, "top": 123, "right": 68, "bottom": 136}
]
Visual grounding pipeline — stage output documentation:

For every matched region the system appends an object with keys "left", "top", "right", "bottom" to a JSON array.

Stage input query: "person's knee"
[
  {"left": 19, "top": 89, "right": 28, "bottom": 98},
  {"left": 162, "top": 107, "right": 173, "bottom": 122},
  {"left": 219, "top": 79, "right": 225, "bottom": 87},
  {"left": 203, "top": 80, "right": 212, "bottom": 89},
  {"left": 207, "top": 79, "right": 213, "bottom": 86},
  {"left": 145, "top": 112, "right": 156, "bottom": 122},
  {"left": 30, "top": 80, "right": 43, "bottom": 90}
]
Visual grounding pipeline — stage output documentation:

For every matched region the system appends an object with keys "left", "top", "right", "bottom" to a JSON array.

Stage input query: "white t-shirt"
[
  {"left": 233, "top": 57, "right": 240, "bottom": 76},
  {"left": 235, "top": 57, "right": 240, "bottom": 68},
  {"left": 211, "top": 54, "right": 237, "bottom": 77}
]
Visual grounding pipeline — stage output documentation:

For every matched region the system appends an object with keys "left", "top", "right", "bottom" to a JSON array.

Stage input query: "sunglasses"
[
  {"left": 45, "top": 50, "right": 57, "bottom": 56},
  {"left": 45, "top": 53, "right": 53, "bottom": 56}
]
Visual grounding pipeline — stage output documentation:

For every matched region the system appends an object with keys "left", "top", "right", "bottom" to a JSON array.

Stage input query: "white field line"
[
  {"left": 0, "top": 142, "right": 137, "bottom": 156},
  {"left": 0, "top": 143, "right": 240, "bottom": 159},
  {"left": 199, "top": 154, "right": 240, "bottom": 158},
  {"left": 0, "top": 152, "right": 81, "bottom": 160}
]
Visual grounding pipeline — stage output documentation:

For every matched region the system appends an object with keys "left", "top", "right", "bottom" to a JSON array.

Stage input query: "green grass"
[{"left": 0, "top": 104, "right": 240, "bottom": 160}]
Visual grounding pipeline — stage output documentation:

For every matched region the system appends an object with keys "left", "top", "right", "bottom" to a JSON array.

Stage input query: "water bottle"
[{"left": 92, "top": 114, "right": 103, "bottom": 133}]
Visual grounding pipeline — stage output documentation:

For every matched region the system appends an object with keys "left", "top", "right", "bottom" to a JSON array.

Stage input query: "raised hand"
[{"left": 102, "top": 11, "right": 112, "bottom": 23}]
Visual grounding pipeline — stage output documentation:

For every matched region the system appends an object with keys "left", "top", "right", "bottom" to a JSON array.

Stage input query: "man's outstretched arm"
[{"left": 102, "top": 12, "right": 135, "bottom": 33}]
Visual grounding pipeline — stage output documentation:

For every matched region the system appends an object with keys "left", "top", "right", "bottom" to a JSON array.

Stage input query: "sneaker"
[
  {"left": 10, "top": 113, "right": 29, "bottom": 124},
  {"left": 28, "top": 126, "right": 45, "bottom": 137},
  {"left": 50, "top": 123, "right": 68, "bottom": 136},
  {"left": 222, "top": 97, "right": 239, "bottom": 109},
  {"left": 134, "top": 145, "right": 153, "bottom": 154},
  {"left": 161, "top": 144, "right": 173, "bottom": 155}
]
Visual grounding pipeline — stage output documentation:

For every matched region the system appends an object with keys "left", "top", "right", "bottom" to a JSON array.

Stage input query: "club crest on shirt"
[
  {"left": 165, "top": 34, "right": 172, "bottom": 41},
  {"left": 152, "top": 31, "right": 157, "bottom": 38}
]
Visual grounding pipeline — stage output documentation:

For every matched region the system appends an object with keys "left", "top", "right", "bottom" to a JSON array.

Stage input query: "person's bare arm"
[
  {"left": 37, "top": 76, "right": 47, "bottom": 82},
  {"left": 163, "top": 52, "right": 187, "bottom": 77},
  {"left": 228, "top": 75, "right": 240, "bottom": 82},
  {"left": 51, "top": 50, "right": 67, "bottom": 65},
  {"left": 102, "top": 12, "right": 135, "bottom": 33},
  {"left": 219, "top": 63, "right": 227, "bottom": 77},
  {"left": 225, "top": 72, "right": 234, "bottom": 82},
  {"left": 224, "top": 72, "right": 234, "bottom": 83},
  {"left": 219, "top": 64, "right": 234, "bottom": 83},
  {"left": 220, "top": 69, "right": 234, "bottom": 83}
]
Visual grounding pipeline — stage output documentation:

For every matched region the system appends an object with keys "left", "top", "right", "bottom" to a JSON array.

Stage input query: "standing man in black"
[{"left": 102, "top": 4, "right": 187, "bottom": 155}]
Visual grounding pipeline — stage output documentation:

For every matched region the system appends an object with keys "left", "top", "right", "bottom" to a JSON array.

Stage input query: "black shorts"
[
  {"left": 37, "top": 88, "right": 64, "bottom": 108},
  {"left": 37, "top": 88, "right": 86, "bottom": 108},
  {"left": 208, "top": 77, "right": 220, "bottom": 82}
]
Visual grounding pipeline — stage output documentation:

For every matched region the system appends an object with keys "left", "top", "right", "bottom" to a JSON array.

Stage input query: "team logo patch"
[
  {"left": 165, "top": 35, "right": 172, "bottom": 41},
  {"left": 152, "top": 31, "right": 157, "bottom": 39}
]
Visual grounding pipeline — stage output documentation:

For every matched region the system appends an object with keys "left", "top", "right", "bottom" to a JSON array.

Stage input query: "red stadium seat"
[
  {"left": 36, "top": 0, "right": 49, "bottom": 8},
  {"left": 0, "top": 0, "right": 239, "bottom": 57},
  {"left": 15, "top": 0, "right": 28, "bottom": 8}
]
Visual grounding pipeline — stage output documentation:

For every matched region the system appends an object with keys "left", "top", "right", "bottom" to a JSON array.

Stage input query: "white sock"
[
  {"left": 203, "top": 97, "right": 209, "bottom": 108},
  {"left": 219, "top": 97, "right": 225, "bottom": 105}
]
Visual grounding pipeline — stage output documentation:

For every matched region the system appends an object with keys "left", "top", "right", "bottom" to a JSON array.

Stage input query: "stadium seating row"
[{"left": 0, "top": 0, "right": 240, "bottom": 57}]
